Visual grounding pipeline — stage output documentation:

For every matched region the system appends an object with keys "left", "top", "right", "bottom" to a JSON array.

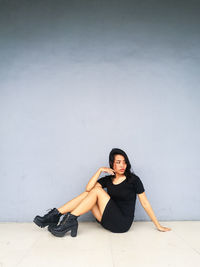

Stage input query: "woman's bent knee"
[
  {"left": 94, "top": 186, "right": 106, "bottom": 192},
  {"left": 90, "top": 187, "right": 103, "bottom": 193}
]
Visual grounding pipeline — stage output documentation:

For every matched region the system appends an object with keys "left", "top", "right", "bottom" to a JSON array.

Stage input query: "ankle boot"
[
  {"left": 48, "top": 212, "right": 80, "bottom": 237},
  {"left": 33, "top": 208, "right": 63, "bottom": 228},
  {"left": 48, "top": 212, "right": 70, "bottom": 232}
]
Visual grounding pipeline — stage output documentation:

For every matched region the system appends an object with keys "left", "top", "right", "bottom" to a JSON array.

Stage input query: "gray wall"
[{"left": 0, "top": 0, "right": 199, "bottom": 222}]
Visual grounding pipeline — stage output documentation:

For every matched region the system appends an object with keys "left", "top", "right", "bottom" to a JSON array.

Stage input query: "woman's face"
[{"left": 113, "top": 154, "right": 127, "bottom": 175}]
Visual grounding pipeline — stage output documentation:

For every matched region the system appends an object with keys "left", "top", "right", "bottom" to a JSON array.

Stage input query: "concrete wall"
[{"left": 0, "top": 0, "right": 199, "bottom": 222}]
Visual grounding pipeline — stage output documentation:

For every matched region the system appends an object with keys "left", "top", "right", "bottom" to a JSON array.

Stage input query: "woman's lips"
[{"left": 120, "top": 169, "right": 125, "bottom": 171}]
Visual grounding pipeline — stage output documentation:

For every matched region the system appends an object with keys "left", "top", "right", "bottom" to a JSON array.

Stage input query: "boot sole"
[
  {"left": 50, "top": 225, "right": 78, "bottom": 237},
  {"left": 33, "top": 218, "right": 57, "bottom": 228}
]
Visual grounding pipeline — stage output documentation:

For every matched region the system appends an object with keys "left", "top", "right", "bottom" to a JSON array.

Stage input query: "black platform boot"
[
  {"left": 33, "top": 208, "right": 63, "bottom": 228},
  {"left": 48, "top": 212, "right": 80, "bottom": 237},
  {"left": 48, "top": 212, "right": 70, "bottom": 232}
]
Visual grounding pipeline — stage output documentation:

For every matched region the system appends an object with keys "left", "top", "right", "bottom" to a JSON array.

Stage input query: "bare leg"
[
  {"left": 57, "top": 191, "right": 89, "bottom": 214},
  {"left": 70, "top": 187, "right": 110, "bottom": 217}
]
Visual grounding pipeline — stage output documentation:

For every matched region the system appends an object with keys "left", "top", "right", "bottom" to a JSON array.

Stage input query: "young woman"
[{"left": 33, "top": 148, "right": 171, "bottom": 237}]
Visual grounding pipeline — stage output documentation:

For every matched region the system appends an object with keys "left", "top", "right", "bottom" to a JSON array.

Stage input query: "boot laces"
[{"left": 44, "top": 208, "right": 55, "bottom": 218}]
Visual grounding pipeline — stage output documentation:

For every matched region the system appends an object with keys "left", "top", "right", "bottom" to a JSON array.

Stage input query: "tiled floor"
[{"left": 0, "top": 221, "right": 200, "bottom": 267}]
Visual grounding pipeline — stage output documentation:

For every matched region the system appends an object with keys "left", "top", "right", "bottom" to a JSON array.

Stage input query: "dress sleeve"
[
  {"left": 132, "top": 175, "right": 145, "bottom": 194},
  {"left": 97, "top": 175, "right": 111, "bottom": 188}
]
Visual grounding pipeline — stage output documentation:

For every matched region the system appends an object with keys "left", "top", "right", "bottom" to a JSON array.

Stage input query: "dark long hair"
[{"left": 109, "top": 148, "right": 136, "bottom": 183}]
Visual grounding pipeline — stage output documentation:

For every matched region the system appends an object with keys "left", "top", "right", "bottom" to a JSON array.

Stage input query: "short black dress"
[{"left": 96, "top": 173, "right": 145, "bottom": 233}]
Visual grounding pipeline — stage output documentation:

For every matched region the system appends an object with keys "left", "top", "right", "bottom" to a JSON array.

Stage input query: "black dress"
[{"left": 96, "top": 173, "right": 145, "bottom": 233}]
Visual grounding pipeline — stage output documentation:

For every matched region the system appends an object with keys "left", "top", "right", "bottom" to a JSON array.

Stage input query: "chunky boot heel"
[
  {"left": 33, "top": 208, "right": 63, "bottom": 228},
  {"left": 71, "top": 225, "right": 78, "bottom": 237},
  {"left": 49, "top": 212, "right": 79, "bottom": 237}
]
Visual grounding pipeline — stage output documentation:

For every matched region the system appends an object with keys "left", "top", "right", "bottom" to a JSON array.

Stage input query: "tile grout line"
[
  {"left": 172, "top": 229, "right": 200, "bottom": 256},
  {"left": 108, "top": 234, "right": 115, "bottom": 267},
  {"left": 14, "top": 229, "right": 44, "bottom": 267}
]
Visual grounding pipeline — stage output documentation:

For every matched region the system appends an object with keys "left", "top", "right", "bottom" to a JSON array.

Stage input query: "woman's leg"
[
  {"left": 57, "top": 191, "right": 89, "bottom": 214},
  {"left": 70, "top": 187, "right": 110, "bottom": 220},
  {"left": 91, "top": 203, "right": 102, "bottom": 222}
]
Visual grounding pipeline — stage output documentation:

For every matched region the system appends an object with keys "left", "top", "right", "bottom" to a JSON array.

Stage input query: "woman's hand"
[
  {"left": 156, "top": 225, "right": 172, "bottom": 232},
  {"left": 100, "top": 167, "right": 115, "bottom": 175}
]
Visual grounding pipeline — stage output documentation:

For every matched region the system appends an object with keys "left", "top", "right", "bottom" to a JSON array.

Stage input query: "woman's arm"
[
  {"left": 85, "top": 167, "right": 115, "bottom": 192},
  {"left": 85, "top": 168, "right": 103, "bottom": 192},
  {"left": 138, "top": 192, "right": 171, "bottom": 232}
]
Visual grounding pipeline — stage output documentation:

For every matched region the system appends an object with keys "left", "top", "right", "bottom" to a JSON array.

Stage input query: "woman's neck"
[{"left": 114, "top": 173, "right": 126, "bottom": 179}]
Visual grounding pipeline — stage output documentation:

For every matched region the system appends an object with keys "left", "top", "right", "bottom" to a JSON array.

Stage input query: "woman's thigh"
[
  {"left": 91, "top": 204, "right": 102, "bottom": 222},
  {"left": 90, "top": 187, "right": 111, "bottom": 221}
]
